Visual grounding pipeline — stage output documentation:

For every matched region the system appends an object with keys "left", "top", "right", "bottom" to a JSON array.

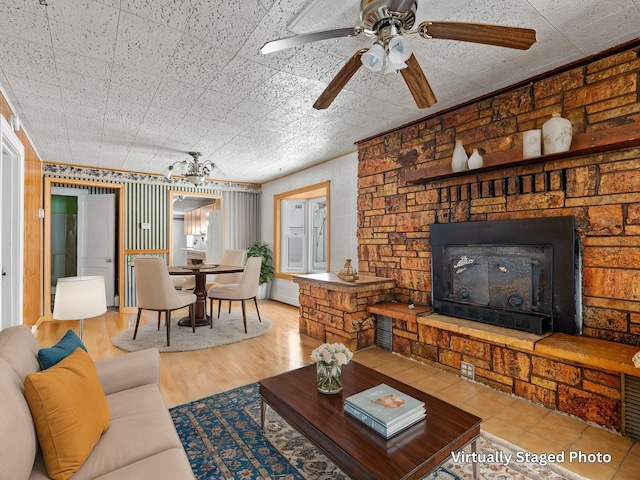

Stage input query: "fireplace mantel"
[{"left": 404, "top": 122, "right": 640, "bottom": 184}]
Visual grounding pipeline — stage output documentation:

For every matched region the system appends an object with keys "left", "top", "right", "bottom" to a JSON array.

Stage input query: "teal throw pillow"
[{"left": 38, "top": 330, "right": 87, "bottom": 370}]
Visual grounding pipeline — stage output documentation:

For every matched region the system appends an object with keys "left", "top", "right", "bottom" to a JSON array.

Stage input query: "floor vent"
[
  {"left": 624, "top": 374, "right": 640, "bottom": 442},
  {"left": 376, "top": 315, "right": 393, "bottom": 351},
  {"left": 461, "top": 361, "right": 475, "bottom": 381}
]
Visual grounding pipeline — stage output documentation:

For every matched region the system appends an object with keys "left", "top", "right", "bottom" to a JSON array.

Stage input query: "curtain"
[{"left": 221, "top": 190, "right": 260, "bottom": 250}]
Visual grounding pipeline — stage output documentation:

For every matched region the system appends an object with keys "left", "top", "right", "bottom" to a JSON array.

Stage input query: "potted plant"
[{"left": 247, "top": 241, "right": 275, "bottom": 299}]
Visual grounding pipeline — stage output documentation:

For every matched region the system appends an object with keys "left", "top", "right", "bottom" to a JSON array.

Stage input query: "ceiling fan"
[{"left": 261, "top": 0, "right": 536, "bottom": 110}]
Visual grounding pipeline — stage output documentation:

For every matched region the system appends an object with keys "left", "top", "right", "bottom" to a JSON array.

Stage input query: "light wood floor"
[
  {"left": 34, "top": 300, "right": 322, "bottom": 408},
  {"left": 33, "top": 299, "right": 639, "bottom": 480}
]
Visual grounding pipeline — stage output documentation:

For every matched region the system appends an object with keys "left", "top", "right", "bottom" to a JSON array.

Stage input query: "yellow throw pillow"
[{"left": 24, "top": 347, "right": 110, "bottom": 480}]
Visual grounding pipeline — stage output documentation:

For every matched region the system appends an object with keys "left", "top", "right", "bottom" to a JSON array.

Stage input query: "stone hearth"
[{"left": 367, "top": 302, "right": 639, "bottom": 433}]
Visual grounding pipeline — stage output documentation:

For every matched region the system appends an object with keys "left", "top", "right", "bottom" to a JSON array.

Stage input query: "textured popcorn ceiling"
[{"left": 0, "top": 0, "right": 639, "bottom": 183}]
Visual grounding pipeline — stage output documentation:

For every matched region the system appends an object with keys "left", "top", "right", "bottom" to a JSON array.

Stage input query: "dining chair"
[
  {"left": 206, "top": 249, "right": 247, "bottom": 309},
  {"left": 133, "top": 257, "right": 197, "bottom": 346},
  {"left": 207, "top": 256, "right": 262, "bottom": 333}
]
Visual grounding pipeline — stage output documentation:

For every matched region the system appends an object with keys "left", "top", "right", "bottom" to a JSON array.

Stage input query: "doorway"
[
  {"left": 168, "top": 191, "right": 222, "bottom": 266},
  {"left": 0, "top": 115, "right": 24, "bottom": 328},
  {"left": 44, "top": 178, "right": 124, "bottom": 316}
]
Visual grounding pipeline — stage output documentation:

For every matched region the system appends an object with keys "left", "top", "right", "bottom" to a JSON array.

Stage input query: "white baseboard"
[{"left": 269, "top": 292, "right": 299, "bottom": 307}]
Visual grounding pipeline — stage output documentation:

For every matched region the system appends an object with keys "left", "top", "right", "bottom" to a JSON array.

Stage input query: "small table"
[
  {"left": 168, "top": 264, "right": 244, "bottom": 327},
  {"left": 259, "top": 362, "right": 481, "bottom": 480}
]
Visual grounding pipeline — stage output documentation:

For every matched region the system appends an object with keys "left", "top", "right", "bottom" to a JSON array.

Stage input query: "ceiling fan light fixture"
[
  {"left": 361, "top": 42, "right": 385, "bottom": 72},
  {"left": 383, "top": 60, "right": 407, "bottom": 74},
  {"left": 387, "top": 34, "right": 412, "bottom": 63}
]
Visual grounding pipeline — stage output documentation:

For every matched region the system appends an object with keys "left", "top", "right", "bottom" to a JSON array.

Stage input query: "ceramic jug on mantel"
[
  {"left": 542, "top": 113, "right": 573, "bottom": 154},
  {"left": 451, "top": 140, "right": 468, "bottom": 172},
  {"left": 467, "top": 149, "right": 484, "bottom": 169}
]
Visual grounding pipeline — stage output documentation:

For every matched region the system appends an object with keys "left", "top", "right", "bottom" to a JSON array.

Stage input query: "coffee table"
[{"left": 259, "top": 362, "right": 481, "bottom": 480}]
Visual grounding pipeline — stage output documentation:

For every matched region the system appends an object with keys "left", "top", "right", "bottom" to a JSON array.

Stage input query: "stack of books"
[{"left": 344, "top": 384, "right": 426, "bottom": 439}]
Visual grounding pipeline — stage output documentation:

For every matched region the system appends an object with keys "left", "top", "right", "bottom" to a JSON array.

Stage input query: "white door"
[
  {"left": 0, "top": 115, "right": 24, "bottom": 329},
  {"left": 78, "top": 194, "right": 115, "bottom": 306}
]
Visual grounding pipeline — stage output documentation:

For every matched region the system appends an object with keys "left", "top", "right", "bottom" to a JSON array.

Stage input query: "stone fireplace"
[
  {"left": 351, "top": 43, "right": 640, "bottom": 434},
  {"left": 431, "top": 216, "right": 579, "bottom": 335}
]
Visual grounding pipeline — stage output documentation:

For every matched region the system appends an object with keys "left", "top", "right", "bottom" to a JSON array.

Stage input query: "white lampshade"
[
  {"left": 387, "top": 35, "right": 412, "bottom": 64},
  {"left": 383, "top": 60, "right": 407, "bottom": 75},
  {"left": 53, "top": 277, "right": 107, "bottom": 338},
  {"left": 361, "top": 43, "right": 386, "bottom": 72},
  {"left": 175, "top": 160, "right": 188, "bottom": 175}
]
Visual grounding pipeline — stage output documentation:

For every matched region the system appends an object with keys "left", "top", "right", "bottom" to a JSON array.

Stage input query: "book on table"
[
  {"left": 343, "top": 402, "right": 425, "bottom": 438},
  {"left": 344, "top": 384, "right": 426, "bottom": 438}
]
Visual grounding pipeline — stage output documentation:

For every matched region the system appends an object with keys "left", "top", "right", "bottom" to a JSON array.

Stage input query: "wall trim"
[{"left": 43, "top": 162, "right": 261, "bottom": 193}]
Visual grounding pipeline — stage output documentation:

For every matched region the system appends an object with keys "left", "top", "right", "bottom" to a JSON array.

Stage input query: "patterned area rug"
[
  {"left": 170, "top": 383, "right": 587, "bottom": 480},
  {"left": 112, "top": 313, "right": 271, "bottom": 352}
]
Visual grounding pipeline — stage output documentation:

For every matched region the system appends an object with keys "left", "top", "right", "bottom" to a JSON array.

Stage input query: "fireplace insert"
[{"left": 431, "top": 217, "right": 580, "bottom": 335}]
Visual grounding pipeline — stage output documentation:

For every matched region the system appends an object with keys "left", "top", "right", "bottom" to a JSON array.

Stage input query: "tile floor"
[{"left": 354, "top": 348, "right": 640, "bottom": 480}]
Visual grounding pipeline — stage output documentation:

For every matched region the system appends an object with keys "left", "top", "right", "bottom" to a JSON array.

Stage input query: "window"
[{"left": 274, "top": 182, "right": 329, "bottom": 279}]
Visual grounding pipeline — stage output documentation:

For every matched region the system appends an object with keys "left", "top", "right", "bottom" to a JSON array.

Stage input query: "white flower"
[{"left": 311, "top": 343, "right": 353, "bottom": 366}]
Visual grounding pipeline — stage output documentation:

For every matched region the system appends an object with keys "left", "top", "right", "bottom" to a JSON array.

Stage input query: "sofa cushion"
[
  {"left": 0, "top": 325, "right": 41, "bottom": 383},
  {"left": 24, "top": 348, "right": 110, "bottom": 480},
  {"left": 68, "top": 384, "right": 185, "bottom": 480},
  {"left": 38, "top": 329, "right": 87, "bottom": 369},
  {"left": 93, "top": 449, "right": 195, "bottom": 480},
  {"left": 0, "top": 359, "right": 37, "bottom": 480}
]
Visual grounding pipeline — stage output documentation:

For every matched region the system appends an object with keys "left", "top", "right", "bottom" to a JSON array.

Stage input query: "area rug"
[
  {"left": 170, "top": 382, "right": 587, "bottom": 480},
  {"left": 111, "top": 313, "right": 271, "bottom": 352}
]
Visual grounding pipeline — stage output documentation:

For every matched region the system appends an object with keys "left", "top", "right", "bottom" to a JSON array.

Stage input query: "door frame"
[
  {"left": 0, "top": 114, "right": 24, "bottom": 327},
  {"left": 43, "top": 177, "right": 124, "bottom": 317},
  {"left": 168, "top": 190, "right": 222, "bottom": 265}
]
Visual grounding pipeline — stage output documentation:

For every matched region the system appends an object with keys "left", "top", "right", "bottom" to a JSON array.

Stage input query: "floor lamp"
[{"left": 53, "top": 276, "right": 107, "bottom": 339}]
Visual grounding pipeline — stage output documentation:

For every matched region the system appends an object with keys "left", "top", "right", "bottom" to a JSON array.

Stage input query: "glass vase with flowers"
[{"left": 311, "top": 343, "right": 353, "bottom": 394}]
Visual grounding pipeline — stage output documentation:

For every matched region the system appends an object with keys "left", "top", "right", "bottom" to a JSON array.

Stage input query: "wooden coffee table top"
[{"left": 259, "top": 362, "right": 481, "bottom": 480}]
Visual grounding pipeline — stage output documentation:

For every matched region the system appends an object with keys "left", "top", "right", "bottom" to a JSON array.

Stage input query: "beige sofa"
[{"left": 0, "top": 325, "right": 195, "bottom": 480}]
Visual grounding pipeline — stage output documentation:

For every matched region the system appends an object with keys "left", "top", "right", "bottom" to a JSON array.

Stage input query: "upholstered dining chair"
[
  {"left": 207, "top": 256, "right": 262, "bottom": 333},
  {"left": 133, "top": 257, "right": 197, "bottom": 346},
  {"left": 205, "top": 249, "right": 247, "bottom": 308}
]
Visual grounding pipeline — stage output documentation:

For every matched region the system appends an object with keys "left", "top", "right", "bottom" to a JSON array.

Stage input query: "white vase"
[
  {"left": 451, "top": 140, "right": 468, "bottom": 172},
  {"left": 522, "top": 129, "right": 542, "bottom": 158},
  {"left": 467, "top": 149, "right": 483, "bottom": 169},
  {"left": 542, "top": 113, "right": 572, "bottom": 154}
]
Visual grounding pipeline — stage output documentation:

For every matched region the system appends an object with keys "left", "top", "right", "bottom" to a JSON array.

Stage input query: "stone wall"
[
  {"left": 294, "top": 274, "right": 395, "bottom": 351},
  {"left": 355, "top": 44, "right": 640, "bottom": 432},
  {"left": 356, "top": 45, "right": 640, "bottom": 346}
]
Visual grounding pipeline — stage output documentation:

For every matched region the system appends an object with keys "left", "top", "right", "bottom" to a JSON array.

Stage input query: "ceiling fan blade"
[
  {"left": 313, "top": 50, "right": 366, "bottom": 110},
  {"left": 419, "top": 21, "right": 536, "bottom": 50},
  {"left": 400, "top": 54, "right": 437, "bottom": 109},
  {"left": 261, "top": 27, "right": 360, "bottom": 54},
  {"left": 388, "top": 0, "right": 416, "bottom": 13}
]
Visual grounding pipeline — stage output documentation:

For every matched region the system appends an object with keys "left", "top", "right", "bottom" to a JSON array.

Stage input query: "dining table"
[{"left": 168, "top": 264, "right": 244, "bottom": 327}]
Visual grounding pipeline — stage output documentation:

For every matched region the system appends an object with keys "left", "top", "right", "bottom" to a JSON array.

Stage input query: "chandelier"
[{"left": 162, "top": 152, "right": 215, "bottom": 186}]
